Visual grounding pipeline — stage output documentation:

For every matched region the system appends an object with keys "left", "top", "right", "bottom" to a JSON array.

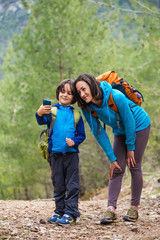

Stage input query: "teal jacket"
[{"left": 82, "top": 81, "right": 151, "bottom": 163}]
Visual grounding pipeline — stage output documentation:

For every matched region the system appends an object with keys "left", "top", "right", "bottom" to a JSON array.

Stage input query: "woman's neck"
[{"left": 91, "top": 99, "right": 103, "bottom": 108}]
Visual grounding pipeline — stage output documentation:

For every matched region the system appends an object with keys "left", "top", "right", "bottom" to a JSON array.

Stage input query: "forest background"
[{"left": 0, "top": 0, "right": 159, "bottom": 200}]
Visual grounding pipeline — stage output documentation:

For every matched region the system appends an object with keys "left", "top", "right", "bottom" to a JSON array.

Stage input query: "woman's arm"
[{"left": 82, "top": 108, "right": 117, "bottom": 163}]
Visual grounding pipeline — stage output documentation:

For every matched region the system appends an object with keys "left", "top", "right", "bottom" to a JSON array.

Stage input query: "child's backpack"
[{"left": 38, "top": 106, "right": 80, "bottom": 162}]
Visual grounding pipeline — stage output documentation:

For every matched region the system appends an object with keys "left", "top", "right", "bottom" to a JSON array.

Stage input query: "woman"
[{"left": 74, "top": 73, "right": 150, "bottom": 224}]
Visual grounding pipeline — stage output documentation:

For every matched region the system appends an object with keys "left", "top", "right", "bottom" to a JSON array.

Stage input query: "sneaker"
[
  {"left": 100, "top": 209, "right": 117, "bottom": 224},
  {"left": 123, "top": 207, "right": 138, "bottom": 222},
  {"left": 48, "top": 214, "right": 61, "bottom": 223},
  {"left": 56, "top": 213, "right": 76, "bottom": 226}
]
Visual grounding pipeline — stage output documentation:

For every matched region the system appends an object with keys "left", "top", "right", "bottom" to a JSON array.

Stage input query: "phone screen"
[
  {"left": 43, "top": 99, "right": 51, "bottom": 117},
  {"left": 43, "top": 99, "right": 51, "bottom": 106}
]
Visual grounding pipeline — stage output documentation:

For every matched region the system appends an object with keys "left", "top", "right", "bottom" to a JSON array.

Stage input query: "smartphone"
[{"left": 43, "top": 99, "right": 51, "bottom": 118}]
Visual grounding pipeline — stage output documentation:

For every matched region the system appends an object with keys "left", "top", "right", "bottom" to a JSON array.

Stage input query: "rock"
[
  {"left": 40, "top": 219, "right": 46, "bottom": 224},
  {"left": 131, "top": 227, "right": 139, "bottom": 233}
]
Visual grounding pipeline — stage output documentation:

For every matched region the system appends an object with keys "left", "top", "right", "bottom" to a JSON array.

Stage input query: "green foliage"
[{"left": 0, "top": 0, "right": 159, "bottom": 199}]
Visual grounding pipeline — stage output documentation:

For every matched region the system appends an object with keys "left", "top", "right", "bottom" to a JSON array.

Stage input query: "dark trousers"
[
  {"left": 50, "top": 152, "right": 80, "bottom": 218},
  {"left": 108, "top": 125, "right": 150, "bottom": 208}
]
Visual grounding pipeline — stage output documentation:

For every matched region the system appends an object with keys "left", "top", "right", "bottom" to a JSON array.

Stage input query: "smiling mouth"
[
  {"left": 62, "top": 98, "right": 68, "bottom": 100},
  {"left": 83, "top": 96, "right": 88, "bottom": 101}
]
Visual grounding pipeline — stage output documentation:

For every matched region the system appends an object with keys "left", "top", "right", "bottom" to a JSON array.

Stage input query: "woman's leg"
[
  {"left": 101, "top": 135, "right": 127, "bottom": 224},
  {"left": 108, "top": 135, "right": 127, "bottom": 208},
  {"left": 130, "top": 125, "right": 150, "bottom": 207}
]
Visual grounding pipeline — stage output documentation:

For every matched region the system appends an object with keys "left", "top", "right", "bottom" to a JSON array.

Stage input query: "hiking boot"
[
  {"left": 100, "top": 209, "right": 117, "bottom": 224},
  {"left": 56, "top": 213, "right": 76, "bottom": 226},
  {"left": 48, "top": 214, "right": 61, "bottom": 223},
  {"left": 123, "top": 207, "right": 138, "bottom": 222}
]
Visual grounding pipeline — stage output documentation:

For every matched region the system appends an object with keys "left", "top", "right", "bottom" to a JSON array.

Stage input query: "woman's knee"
[
  {"left": 129, "top": 166, "right": 142, "bottom": 179},
  {"left": 112, "top": 166, "right": 125, "bottom": 178}
]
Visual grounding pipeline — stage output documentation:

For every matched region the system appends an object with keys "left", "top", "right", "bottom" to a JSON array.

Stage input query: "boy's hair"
[
  {"left": 74, "top": 73, "right": 103, "bottom": 109},
  {"left": 56, "top": 79, "right": 76, "bottom": 104}
]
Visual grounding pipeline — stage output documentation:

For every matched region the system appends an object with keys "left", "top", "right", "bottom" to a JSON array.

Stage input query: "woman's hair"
[
  {"left": 74, "top": 73, "right": 103, "bottom": 109},
  {"left": 56, "top": 79, "right": 76, "bottom": 104}
]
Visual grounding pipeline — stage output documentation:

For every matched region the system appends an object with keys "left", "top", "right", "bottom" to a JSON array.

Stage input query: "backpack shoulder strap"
[
  {"left": 73, "top": 109, "right": 81, "bottom": 127},
  {"left": 51, "top": 106, "right": 57, "bottom": 118},
  {"left": 48, "top": 106, "right": 57, "bottom": 136},
  {"left": 85, "top": 93, "right": 118, "bottom": 114},
  {"left": 85, "top": 93, "right": 120, "bottom": 129},
  {"left": 108, "top": 92, "right": 121, "bottom": 129},
  {"left": 108, "top": 92, "right": 118, "bottom": 112},
  {"left": 86, "top": 106, "right": 98, "bottom": 118}
]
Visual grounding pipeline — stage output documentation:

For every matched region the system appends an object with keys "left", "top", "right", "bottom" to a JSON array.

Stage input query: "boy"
[{"left": 36, "top": 79, "right": 86, "bottom": 226}]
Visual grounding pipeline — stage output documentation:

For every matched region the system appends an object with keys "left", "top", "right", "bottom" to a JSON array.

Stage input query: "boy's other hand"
[
  {"left": 66, "top": 138, "right": 75, "bottom": 147},
  {"left": 37, "top": 104, "right": 52, "bottom": 117}
]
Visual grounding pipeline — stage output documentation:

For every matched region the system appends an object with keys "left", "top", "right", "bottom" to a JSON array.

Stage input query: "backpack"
[
  {"left": 38, "top": 106, "right": 80, "bottom": 162},
  {"left": 96, "top": 71, "right": 144, "bottom": 111},
  {"left": 87, "top": 71, "right": 144, "bottom": 131}
]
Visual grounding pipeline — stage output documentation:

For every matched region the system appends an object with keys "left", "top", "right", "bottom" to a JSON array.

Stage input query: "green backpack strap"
[
  {"left": 51, "top": 106, "right": 57, "bottom": 117},
  {"left": 48, "top": 106, "right": 57, "bottom": 136},
  {"left": 49, "top": 107, "right": 80, "bottom": 133},
  {"left": 73, "top": 110, "right": 80, "bottom": 128}
]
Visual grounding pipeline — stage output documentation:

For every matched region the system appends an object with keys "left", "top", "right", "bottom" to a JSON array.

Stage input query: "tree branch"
[
  {"left": 89, "top": 0, "right": 160, "bottom": 17},
  {"left": 136, "top": 1, "right": 160, "bottom": 15}
]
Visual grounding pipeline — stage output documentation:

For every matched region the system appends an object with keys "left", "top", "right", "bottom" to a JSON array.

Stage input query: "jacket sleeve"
[
  {"left": 113, "top": 93, "right": 136, "bottom": 151},
  {"left": 35, "top": 112, "right": 51, "bottom": 127},
  {"left": 72, "top": 115, "right": 86, "bottom": 147},
  {"left": 82, "top": 109, "right": 117, "bottom": 163}
]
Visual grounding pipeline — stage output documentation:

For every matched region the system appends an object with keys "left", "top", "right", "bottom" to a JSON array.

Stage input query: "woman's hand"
[
  {"left": 37, "top": 104, "right": 52, "bottom": 117},
  {"left": 110, "top": 161, "right": 122, "bottom": 179},
  {"left": 66, "top": 138, "right": 75, "bottom": 147},
  {"left": 126, "top": 150, "right": 136, "bottom": 168}
]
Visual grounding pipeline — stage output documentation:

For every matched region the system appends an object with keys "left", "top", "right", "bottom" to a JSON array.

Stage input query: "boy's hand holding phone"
[{"left": 37, "top": 99, "right": 52, "bottom": 117}]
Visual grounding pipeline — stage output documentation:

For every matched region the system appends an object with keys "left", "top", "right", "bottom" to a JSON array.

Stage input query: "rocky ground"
[{"left": 0, "top": 176, "right": 160, "bottom": 240}]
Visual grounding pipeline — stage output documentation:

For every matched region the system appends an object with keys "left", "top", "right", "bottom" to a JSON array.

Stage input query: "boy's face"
[{"left": 59, "top": 83, "right": 73, "bottom": 106}]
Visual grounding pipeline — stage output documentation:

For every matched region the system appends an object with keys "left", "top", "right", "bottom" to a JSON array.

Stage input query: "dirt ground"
[{"left": 0, "top": 176, "right": 160, "bottom": 240}]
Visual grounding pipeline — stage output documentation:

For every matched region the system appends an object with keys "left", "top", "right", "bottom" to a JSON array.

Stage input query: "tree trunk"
[{"left": 59, "top": 48, "right": 63, "bottom": 81}]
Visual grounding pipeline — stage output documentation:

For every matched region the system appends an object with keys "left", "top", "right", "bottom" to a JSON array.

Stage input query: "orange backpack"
[
  {"left": 96, "top": 71, "right": 143, "bottom": 111},
  {"left": 87, "top": 71, "right": 143, "bottom": 129}
]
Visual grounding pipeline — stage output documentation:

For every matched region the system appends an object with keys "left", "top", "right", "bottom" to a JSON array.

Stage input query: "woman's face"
[{"left": 76, "top": 81, "right": 93, "bottom": 103}]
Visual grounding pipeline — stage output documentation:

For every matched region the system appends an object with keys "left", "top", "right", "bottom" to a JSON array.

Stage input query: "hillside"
[
  {"left": 0, "top": 176, "right": 159, "bottom": 240},
  {"left": 0, "top": 0, "right": 30, "bottom": 79}
]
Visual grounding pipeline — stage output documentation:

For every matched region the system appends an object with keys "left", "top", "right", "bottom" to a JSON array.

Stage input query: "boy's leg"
[
  {"left": 130, "top": 125, "right": 150, "bottom": 206},
  {"left": 108, "top": 135, "right": 127, "bottom": 208},
  {"left": 50, "top": 154, "right": 66, "bottom": 216},
  {"left": 64, "top": 153, "right": 80, "bottom": 219}
]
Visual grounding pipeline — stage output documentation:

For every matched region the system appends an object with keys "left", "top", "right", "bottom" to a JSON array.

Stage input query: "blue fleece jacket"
[
  {"left": 36, "top": 103, "right": 86, "bottom": 154},
  {"left": 82, "top": 81, "right": 151, "bottom": 163}
]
